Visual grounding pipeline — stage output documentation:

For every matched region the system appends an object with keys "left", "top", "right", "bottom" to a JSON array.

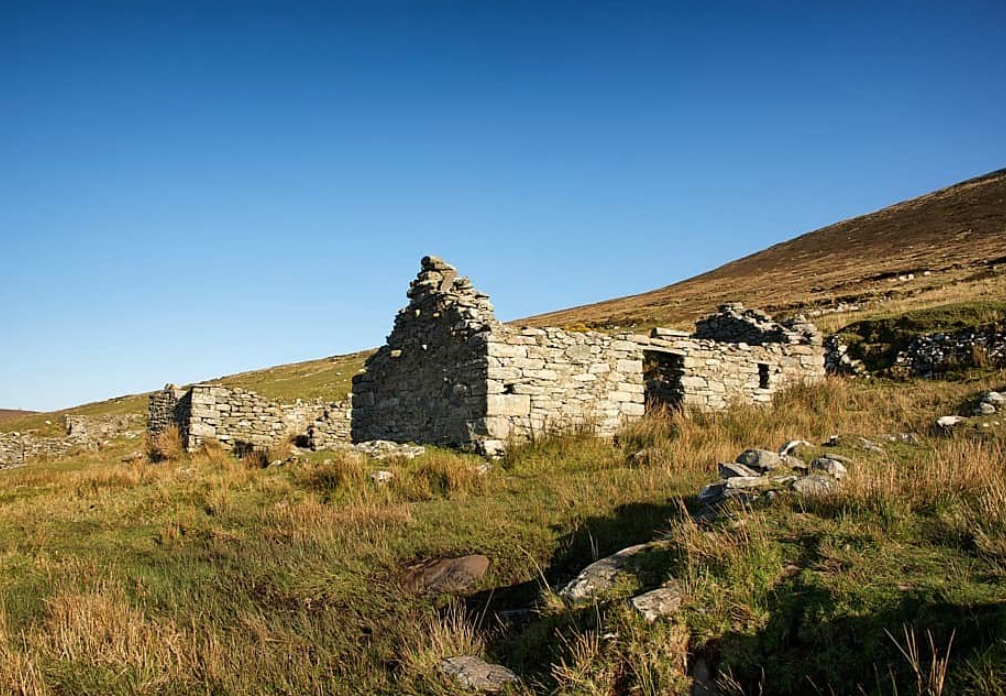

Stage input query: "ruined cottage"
[
  {"left": 147, "top": 257, "right": 824, "bottom": 455},
  {"left": 350, "top": 257, "right": 826, "bottom": 454}
]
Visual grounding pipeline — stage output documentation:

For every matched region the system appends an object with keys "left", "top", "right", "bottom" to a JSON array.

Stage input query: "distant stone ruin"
[
  {"left": 350, "top": 257, "right": 826, "bottom": 454},
  {"left": 0, "top": 413, "right": 143, "bottom": 469},
  {"left": 147, "top": 383, "right": 350, "bottom": 453}
]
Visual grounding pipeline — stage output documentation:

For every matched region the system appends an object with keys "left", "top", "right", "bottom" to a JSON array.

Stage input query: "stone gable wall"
[{"left": 351, "top": 256, "right": 497, "bottom": 447}]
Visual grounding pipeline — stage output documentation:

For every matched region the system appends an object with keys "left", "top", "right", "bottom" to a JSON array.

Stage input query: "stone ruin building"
[
  {"left": 350, "top": 257, "right": 826, "bottom": 455},
  {"left": 148, "top": 256, "right": 825, "bottom": 456},
  {"left": 147, "top": 383, "right": 350, "bottom": 454}
]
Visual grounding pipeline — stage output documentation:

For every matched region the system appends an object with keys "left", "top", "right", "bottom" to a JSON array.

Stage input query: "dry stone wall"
[
  {"left": 351, "top": 256, "right": 496, "bottom": 447},
  {"left": 352, "top": 258, "right": 825, "bottom": 454},
  {"left": 1, "top": 414, "right": 143, "bottom": 469},
  {"left": 148, "top": 384, "right": 332, "bottom": 453},
  {"left": 306, "top": 397, "right": 353, "bottom": 450}
]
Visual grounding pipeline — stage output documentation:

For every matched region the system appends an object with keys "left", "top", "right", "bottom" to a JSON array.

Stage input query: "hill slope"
[{"left": 523, "top": 168, "right": 1006, "bottom": 331}]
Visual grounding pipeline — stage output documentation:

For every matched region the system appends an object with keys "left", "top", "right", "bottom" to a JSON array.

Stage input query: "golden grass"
[{"left": 145, "top": 425, "right": 184, "bottom": 462}]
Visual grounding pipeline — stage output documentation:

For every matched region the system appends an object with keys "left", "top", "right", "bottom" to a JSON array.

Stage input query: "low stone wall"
[
  {"left": 893, "top": 325, "right": 1006, "bottom": 377},
  {"left": 0, "top": 414, "right": 144, "bottom": 469},
  {"left": 148, "top": 384, "right": 334, "bottom": 452},
  {"left": 306, "top": 397, "right": 353, "bottom": 450}
]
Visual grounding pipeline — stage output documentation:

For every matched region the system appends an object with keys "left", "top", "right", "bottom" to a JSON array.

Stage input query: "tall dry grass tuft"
[
  {"left": 887, "top": 626, "right": 955, "bottom": 696},
  {"left": 146, "top": 425, "right": 184, "bottom": 462},
  {"left": 831, "top": 437, "right": 1006, "bottom": 562},
  {"left": 398, "top": 602, "right": 485, "bottom": 677}
]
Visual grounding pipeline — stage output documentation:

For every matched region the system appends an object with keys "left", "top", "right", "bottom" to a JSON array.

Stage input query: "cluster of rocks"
[
  {"left": 974, "top": 390, "right": 1005, "bottom": 416},
  {"left": 696, "top": 444, "right": 849, "bottom": 510},
  {"left": 892, "top": 325, "right": 1006, "bottom": 377},
  {"left": 0, "top": 414, "right": 143, "bottom": 469}
]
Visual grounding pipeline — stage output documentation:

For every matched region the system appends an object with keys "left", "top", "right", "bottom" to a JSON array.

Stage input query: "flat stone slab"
[
  {"left": 404, "top": 555, "right": 489, "bottom": 594},
  {"left": 736, "top": 448, "right": 783, "bottom": 471},
  {"left": 631, "top": 584, "right": 684, "bottom": 623},
  {"left": 437, "top": 655, "right": 518, "bottom": 692},
  {"left": 560, "top": 543, "right": 655, "bottom": 603},
  {"left": 792, "top": 474, "right": 839, "bottom": 496}
]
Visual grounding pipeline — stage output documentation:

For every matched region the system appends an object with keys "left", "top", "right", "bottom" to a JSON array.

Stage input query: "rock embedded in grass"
[
  {"left": 791, "top": 474, "right": 838, "bottom": 496},
  {"left": 718, "top": 462, "right": 760, "bottom": 479},
  {"left": 370, "top": 469, "right": 394, "bottom": 484},
  {"left": 404, "top": 554, "right": 490, "bottom": 594},
  {"left": 437, "top": 655, "right": 518, "bottom": 692},
  {"left": 560, "top": 542, "right": 657, "bottom": 603},
  {"left": 811, "top": 457, "right": 848, "bottom": 480},
  {"left": 778, "top": 439, "right": 812, "bottom": 456},
  {"left": 936, "top": 415, "right": 967, "bottom": 430},
  {"left": 735, "top": 448, "right": 783, "bottom": 471},
  {"left": 630, "top": 583, "right": 684, "bottom": 623}
]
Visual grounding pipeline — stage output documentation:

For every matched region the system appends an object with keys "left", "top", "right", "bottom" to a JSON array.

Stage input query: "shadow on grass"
[{"left": 710, "top": 583, "right": 1006, "bottom": 695}]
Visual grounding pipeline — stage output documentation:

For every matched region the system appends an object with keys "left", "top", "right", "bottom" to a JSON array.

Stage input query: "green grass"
[{"left": 1, "top": 373, "right": 1005, "bottom": 694}]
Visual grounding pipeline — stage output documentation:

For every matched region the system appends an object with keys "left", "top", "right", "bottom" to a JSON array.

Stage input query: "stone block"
[{"left": 487, "top": 394, "right": 531, "bottom": 416}]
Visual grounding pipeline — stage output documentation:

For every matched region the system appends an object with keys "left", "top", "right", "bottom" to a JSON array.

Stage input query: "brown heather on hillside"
[
  {"left": 522, "top": 168, "right": 1006, "bottom": 331},
  {"left": 0, "top": 409, "right": 36, "bottom": 422}
]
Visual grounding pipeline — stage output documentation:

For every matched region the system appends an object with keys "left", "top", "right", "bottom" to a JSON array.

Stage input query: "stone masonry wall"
[
  {"left": 351, "top": 256, "right": 496, "bottom": 447},
  {"left": 1, "top": 414, "right": 144, "bottom": 469},
  {"left": 351, "top": 259, "right": 826, "bottom": 454},
  {"left": 306, "top": 397, "right": 353, "bottom": 450},
  {"left": 481, "top": 326, "right": 645, "bottom": 450},
  {"left": 148, "top": 384, "right": 330, "bottom": 452}
]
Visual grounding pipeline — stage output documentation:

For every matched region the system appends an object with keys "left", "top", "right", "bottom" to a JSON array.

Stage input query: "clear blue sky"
[{"left": 1, "top": 1, "right": 1004, "bottom": 411}]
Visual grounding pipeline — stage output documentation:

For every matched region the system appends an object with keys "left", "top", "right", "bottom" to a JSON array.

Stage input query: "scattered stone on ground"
[
  {"left": 560, "top": 542, "right": 659, "bottom": 603},
  {"left": 404, "top": 554, "right": 490, "bottom": 594},
  {"left": 825, "top": 434, "right": 884, "bottom": 454},
  {"left": 437, "top": 655, "right": 518, "bottom": 693},
  {"left": 792, "top": 474, "right": 839, "bottom": 497},
  {"left": 878, "top": 432, "right": 921, "bottom": 445},
  {"left": 631, "top": 447, "right": 661, "bottom": 465},
  {"left": 735, "top": 448, "right": 783, "bottom": 471},
  {"left": 811, "top": 457, "right": 848, "bottom": 480},
  {"left": 936, "top": 415, "right": 967, "bottom": 430},
  {"left": 120, "top": 451, "right": 144, "bottom": 463},
  {"left": 975, "top": 391, "right": 1004, "bottom": 415},
  {"left": 778, "top": 439, "right": 811, "bottom": 456},
  {"left": 630, "top": 583, "right": 684, "bottom": 623},
  {"left": 353, "top": 440, "right": 425, "bottom": 460},
  {"left": 718, "top": 462, "right": 759, "bottom": 479},
  {"left": 476, "top": 462, "right": 493, "bottom": 476},
  {"left": 370, "top": 470, "right": 394, "bottom": 485}
]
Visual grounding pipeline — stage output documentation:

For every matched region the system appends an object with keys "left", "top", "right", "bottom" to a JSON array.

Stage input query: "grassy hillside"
[
  {"left": 523, "top": 168, "right": 1006, "bottom": 332},
  {"left": 0, "top": 409, "right": 36, "bottom": 422},
  {"left": 0, "top": 372, "right": 1003, "bottom": 694}
]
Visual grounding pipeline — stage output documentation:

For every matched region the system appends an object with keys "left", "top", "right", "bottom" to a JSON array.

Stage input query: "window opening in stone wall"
[
  {"left": 643, "top": 351, "right": 685, "bottom": 410},
  {"left": 758, "top": 363, "right": 771, "bottom": 389}
]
